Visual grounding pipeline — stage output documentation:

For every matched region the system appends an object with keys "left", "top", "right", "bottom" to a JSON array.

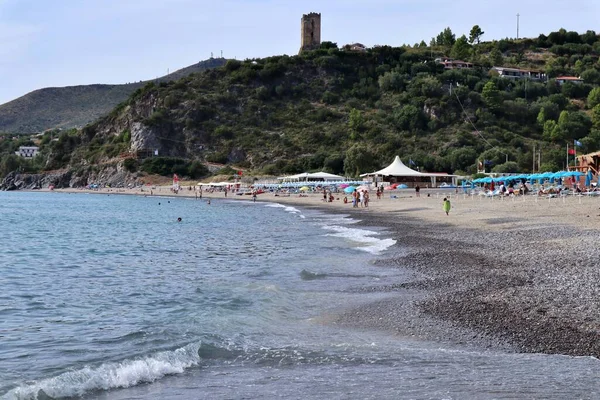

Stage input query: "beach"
[{"left": 46, "top": 185, "right": 600, "bottom": 358}]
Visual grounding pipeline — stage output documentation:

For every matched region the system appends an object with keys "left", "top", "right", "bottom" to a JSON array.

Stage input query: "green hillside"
[
  {"left": 3, "top": 28, "right": 600, "bottom": 183},
  {"left": 0, "top": 58, "right": 227, "bottom": 134}
]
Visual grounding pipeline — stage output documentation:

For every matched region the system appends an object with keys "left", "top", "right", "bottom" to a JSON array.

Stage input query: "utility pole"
[
  {"left": 516, "top": 13, "right": 520, "bottom": 39},
  {"left": 532, "top": 143, "right": 536, "bottom": 172}
]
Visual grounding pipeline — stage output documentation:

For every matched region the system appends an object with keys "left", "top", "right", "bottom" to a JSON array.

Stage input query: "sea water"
[{"left": 0, "top": 192, "right": 598, "bottom": 399}]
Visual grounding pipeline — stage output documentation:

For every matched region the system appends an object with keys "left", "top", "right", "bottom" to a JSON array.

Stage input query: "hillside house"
[
  {"left": 344, "top": 43, "right": 367, "bottom": 52},
  {"left": 555, "top": 76, "right": 583, "bottom": 85},
  {"left": 491, "top": 67, "right": 546, "bottom": 81},
  {"left": 15, "top": 146, "right": 39, "bottom": 158},
  {"left": 436, "top": 58, "right": 473, "bottom": 69}
]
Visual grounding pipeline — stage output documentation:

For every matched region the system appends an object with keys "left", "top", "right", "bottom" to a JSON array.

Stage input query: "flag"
[
  {"left": 237, "top": 170, "right": 243, "bottom": 176},
  {"left": 568, "top": 149, "right": 576, "bottom": 155},
  {"left": 409, "top": 159, "right": 416, "bottom": 166},
  {"left": 574, "top": 139, "right": 583, "bottom": 147}
]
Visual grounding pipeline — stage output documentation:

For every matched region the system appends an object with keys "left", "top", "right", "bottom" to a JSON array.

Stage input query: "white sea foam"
[
  {"left": 315, "top": 215, "right": 360, "bottom": 225},
  {"left": 264, "top": 203, "right": 303, "bottom": 216},
  {"left": 2, "top": 343, "right": 201, "bottom": 400},
  {"left": 322, "top": 225, "right": 396, "bottom": 254}
]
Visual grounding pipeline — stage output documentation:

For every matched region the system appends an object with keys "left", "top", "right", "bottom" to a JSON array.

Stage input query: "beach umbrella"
[
  {"left": 344, "top": 186, "right": 356, "bottom": 193},
  {"left": 585, "top": 169, "right": 593, "bottom": 187},
  {"left": 339, "top": 183, "right": 350, "bottom": 189},
  {"left": 299, "top": 186, "right": 310, "bottom": 191}
]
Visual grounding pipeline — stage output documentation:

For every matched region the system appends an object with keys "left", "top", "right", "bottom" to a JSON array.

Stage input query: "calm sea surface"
[{"left": 0, "top": 192, "right": 598, "bottom": 399}]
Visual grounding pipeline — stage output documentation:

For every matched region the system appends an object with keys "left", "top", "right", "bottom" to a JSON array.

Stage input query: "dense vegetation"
[
  {"left": 2, "top": 27, "right": 600, "bottom": 182},
  {"left": 0, "top": 58, "right": 227, "bottom": 134}
]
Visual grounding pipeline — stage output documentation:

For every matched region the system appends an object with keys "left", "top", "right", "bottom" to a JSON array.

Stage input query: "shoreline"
[{"left": 20, "top": 186, "right": 600, "bottom": 357}]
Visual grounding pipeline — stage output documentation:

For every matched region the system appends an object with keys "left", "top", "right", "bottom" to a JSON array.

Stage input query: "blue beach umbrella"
[
  {"left": 585, "top": 169, "right": 593, "bottom": 187},
  {"left": 344, "top": 186, "right": 356, "bottom": 194}
]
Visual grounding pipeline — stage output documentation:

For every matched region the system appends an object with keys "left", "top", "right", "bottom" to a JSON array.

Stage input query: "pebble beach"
[{"left": 49, "top": 186, "right": 600, "bottom": 358}]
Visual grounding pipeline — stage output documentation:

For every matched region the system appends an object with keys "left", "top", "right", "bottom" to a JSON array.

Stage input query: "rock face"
[
  {"left": 0, "top": 164, "right": 140, "bottom": 191},
  {"left": 0, "top": 170, "right": 72, "bottom": 191},
  {"left": 130, "top": 122, "right": 161, "bottom": 153}
]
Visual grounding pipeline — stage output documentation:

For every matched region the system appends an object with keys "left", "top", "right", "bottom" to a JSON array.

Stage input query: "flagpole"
[{"left": 566, "top": 143, "right": 569, "bottom": 170}]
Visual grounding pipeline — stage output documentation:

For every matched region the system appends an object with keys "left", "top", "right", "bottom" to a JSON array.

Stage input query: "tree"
[
  {"left": 557, "top": 110, "right": 592, "bottom": 140},
  {"left": 0, "top": 154, "right": 22, "bottom": 178},
  {"left": 435, "top": 27, "right": 456, "bottom": 47},
  {"left": 492, "top": 161, "right": 519, "bottom": 173},
  {"left": 482, "top": 81, "right": 502, "bottom": 110},
  {"left": 581, "top": 30, "right": 597, "bottom": 45},
  {"left": 448, "top": 147, "right": 478, "bottom": 171},
  {"left": 581, "top": 69, "right": 600, "bottom": 85},
  {"left": 343, "top": 144, "right": 375, "bottom": 177},
  {"left": 489, "top": 47, "right": 503, "bottom": 66},
  {"left": 320, "top": 41, "right": 338, "bottom": 50},
  {"left": 537, "top": 107, "right": 546, "bottom": 126},
  {"left": 587, "top": 87, "right": 600, "bottom": 108},
  {"left": 542, "top": 120, "right": 561, "bottom": 142},
  {"left": 592, "top": 104, "right": 600, "bottom": 130},
  {"left": 378, "top": 71, "right": 407, "bottom": 92},
  {"left": 419, "top": 40, "right": 427, "bottom": 48},
  {"left": 348, "top": 108, "right": 365, "bottom": 133},
  {"left": 451, "top": 35, "right": 472, "bottom": 60},
  {"left": 469, "top": 25, "right": 484, "bottom": 44},
  {"left": 394, "top": 105, "right": 426, "bottom": 131}
]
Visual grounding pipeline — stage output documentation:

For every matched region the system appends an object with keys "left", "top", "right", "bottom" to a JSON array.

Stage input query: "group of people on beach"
[{"left": 349, "top": 189, "right": 369, "bottom": 208}]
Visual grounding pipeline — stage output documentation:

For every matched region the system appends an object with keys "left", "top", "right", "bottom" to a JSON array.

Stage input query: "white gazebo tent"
[
  {"left": 306, "top": 172, "right": 345, "bottom": 181},
  {"left": 361, "top": 156, "right": 458, "bottom": 187},
  {"left": 277, "top": 171, "right": 345, "bottom": 182},
  {"left": 362, "top": 156, "right": 423, "bottom": 177}
]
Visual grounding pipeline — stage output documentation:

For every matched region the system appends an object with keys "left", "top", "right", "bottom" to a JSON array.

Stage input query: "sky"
[{"left": 1, "top": 0, "right": 599, "bottom": 105}]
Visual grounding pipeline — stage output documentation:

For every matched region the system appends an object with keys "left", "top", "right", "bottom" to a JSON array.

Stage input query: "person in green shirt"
[{"left": 443, "top": 197, "right": 451, "bottom": 216}]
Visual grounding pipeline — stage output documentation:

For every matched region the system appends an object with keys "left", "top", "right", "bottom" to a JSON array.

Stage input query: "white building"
[
  {"left": 555, "top": 76, "right": 583, "bottom": 85},
  {"left": 15, "top": 146, "right": 39, "bottom": 158},
  {"left": 491, "top": 67, "right": 546, "bottom": 81}
]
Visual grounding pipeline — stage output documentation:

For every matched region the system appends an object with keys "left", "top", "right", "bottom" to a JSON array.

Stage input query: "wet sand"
[{"left": 45, "top": 186, "right": 600, "bottom": 357}]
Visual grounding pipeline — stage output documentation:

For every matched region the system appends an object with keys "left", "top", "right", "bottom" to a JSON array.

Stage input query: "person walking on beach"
[
  {"left": 415, "top": 185, "right": 420, "bottom": 198},
  {"left": 443, "top": 197, "right": 451, "bottom": 216}
]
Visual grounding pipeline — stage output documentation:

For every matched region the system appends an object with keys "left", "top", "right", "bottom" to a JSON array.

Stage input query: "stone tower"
[{"left": 300, "top": 12, "right": 321, "bottom": 53}]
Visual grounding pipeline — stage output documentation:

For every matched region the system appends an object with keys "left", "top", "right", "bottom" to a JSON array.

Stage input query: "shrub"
[
  {"left": 123, "top": 158, "right": 138, "bottom": 172},
  {"left": 322, "top": 91, "right": 340, "bottom": 104},
  {"left": 141, "top": 157, "right": 190, "bottom": 177}
]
